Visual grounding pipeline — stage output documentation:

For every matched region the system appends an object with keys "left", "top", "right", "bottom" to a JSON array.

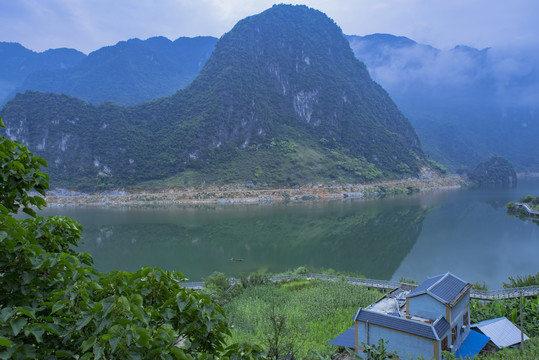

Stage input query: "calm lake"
[{"left": 38, "top": 178, "right": 539, "bottom": 288}]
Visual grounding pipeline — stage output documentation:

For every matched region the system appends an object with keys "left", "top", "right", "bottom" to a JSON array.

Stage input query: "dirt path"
[{"left": 45, "top": 170, "right": 465, "bottom": 207}]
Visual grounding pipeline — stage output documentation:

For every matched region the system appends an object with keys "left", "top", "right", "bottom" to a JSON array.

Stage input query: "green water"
[{"left": 38, "top": 178, "right": 539, "bottom": 287}]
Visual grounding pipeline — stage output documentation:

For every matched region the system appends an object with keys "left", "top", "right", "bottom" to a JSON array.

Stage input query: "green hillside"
[{"left": 0, "top": 5, "right": 428, "bottom": 190}]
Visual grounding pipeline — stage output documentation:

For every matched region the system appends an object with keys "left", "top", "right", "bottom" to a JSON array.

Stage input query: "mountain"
[
  {"left": 9, "top": 36, "right": 218, "bottom": 106},
  {"left": 4, "top": 31, "right": 538, "bottom": 175},
  {"left": 347, "top": 34, "right": 539, "bottom": 173},
  {"left": 0, "top": 5, "right": 427, "bottom": 190},
  {"left": 470, "top": 156, "right": 517, "bottom": 187},
  {"left": 0, "top": 42, "right": 85, "bottom": 104}
]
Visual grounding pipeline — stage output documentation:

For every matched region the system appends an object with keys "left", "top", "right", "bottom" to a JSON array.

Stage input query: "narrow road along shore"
[{"left": 45, "top": 171, "right": 466, "bottom": 207}]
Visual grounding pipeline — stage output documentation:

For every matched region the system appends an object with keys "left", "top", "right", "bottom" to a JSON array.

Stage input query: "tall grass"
[
  {"left": 503, "top": 272, "right": 539, "bottom": 288},
  {"left": 224, "top": 278, "right": 382, "bottom": 359}
]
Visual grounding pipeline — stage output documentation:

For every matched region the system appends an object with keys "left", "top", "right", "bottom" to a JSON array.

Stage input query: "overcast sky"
[{"left": 2, "top": 0, "right": 538, "bottom": 54}]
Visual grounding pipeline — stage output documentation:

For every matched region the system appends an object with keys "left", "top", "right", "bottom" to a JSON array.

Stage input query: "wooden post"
[{"left": 520, "top": 290, "right": 524, "bottom": 351}]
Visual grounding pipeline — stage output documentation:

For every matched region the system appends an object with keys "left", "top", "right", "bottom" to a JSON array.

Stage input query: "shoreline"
[{"left": 44, "top": 171, "right": 466, "bottom": 207}]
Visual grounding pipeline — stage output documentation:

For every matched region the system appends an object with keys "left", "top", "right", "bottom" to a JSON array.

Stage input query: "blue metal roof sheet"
[
  {"left": 329, "top": 326, "right": 355, "bottom": 348},
  {"left": 472, "top": 317, "right": 530, "bottom": 348},
  {"left": 355, "top": 309, "right": 439, "bottom": 340},
  {"left": 454, "top": 330, "right": 490, "bottom": 359},
  {"left": 407, "top": 273, "right": 469, "bottom": 304}
]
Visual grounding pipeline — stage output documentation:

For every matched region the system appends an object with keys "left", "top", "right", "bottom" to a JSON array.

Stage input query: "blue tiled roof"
[
  {"left": 354, "top": 309, "right": 440, "bottom": 340},
  {"left": 407, "top": 273, "right": 469, "bottom": 304},
  {"left": 433, "top": 317, "right": 449, "bottom": 338},
  {"left": 329, "top": 326, "right": 355, "bottom": 348},
  {"left": 408, "top": 275, "right": 443, "bottom": 297}
]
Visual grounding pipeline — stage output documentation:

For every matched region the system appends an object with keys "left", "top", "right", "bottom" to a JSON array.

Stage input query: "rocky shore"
[{"left": 44, "top": 169, "right": 466, "bottom": 207}]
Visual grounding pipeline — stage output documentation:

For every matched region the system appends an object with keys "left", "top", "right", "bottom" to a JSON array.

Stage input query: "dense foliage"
[
  {"left": 470, "top": 297, "right": 539, "bottom": 338},
  {"left": 503, "top": 273, "right": 539, "bottom": 288},
  {"left": 0, "top": 5, "right": 427, "bottom": 191},
  {"left": 469, "top": 156, "right": 517, "bottom": 187},
  {"left": 0, "top": 117, "right": 263, "bottom": 359}
]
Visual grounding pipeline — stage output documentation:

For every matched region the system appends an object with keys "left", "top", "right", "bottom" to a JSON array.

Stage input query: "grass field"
[
  {"left": 224, "top": 278, "right": 382, "bottom": 359},
  {"left": 221, "top": 276, "right": 538, "bottom": 359}
]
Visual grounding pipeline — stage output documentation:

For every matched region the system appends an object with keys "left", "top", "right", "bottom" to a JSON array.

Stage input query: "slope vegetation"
[{"left": 1, "top": 5, "right": 427, "bottom": 190}]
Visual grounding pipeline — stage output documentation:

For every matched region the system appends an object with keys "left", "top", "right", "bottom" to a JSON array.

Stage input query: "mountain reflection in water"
[{"left": 38, "top": 178, "right": 539, "bottom": 287}]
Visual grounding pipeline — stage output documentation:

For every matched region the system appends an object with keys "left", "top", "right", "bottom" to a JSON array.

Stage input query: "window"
[
  {"left": 442, "top": 336, "right": 449, "bottom": 351},
  {"left": 463, "top": 311, "right": 469, "bottom": 327},
  {"left": 452, "top": 325, "right": 458, "bottom": 343}
]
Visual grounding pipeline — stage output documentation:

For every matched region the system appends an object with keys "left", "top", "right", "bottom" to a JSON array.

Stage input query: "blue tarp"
[
  {"left": 329, "top": 325, "right": 355, "bottom": 348},
  {"left": 454, "top": 330, "right": 490, "bottom": 359}
]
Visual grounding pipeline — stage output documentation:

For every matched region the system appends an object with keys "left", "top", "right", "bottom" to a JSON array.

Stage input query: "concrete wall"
[
  {"left": 451, "top": 292, "right": 469, "bottom": 323},
  {"left": 356, "top": 322, "right": 437, "bottom": 360},
  {"left": 407, "top": 294, "right": 446, "bottom": 320},
  {"left": 449, "top": 292, "right": 470, "bottom": 350}
]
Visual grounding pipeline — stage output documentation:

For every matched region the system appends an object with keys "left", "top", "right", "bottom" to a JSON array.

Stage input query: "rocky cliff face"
[{"left": 1, "top": 5, "right": 428, "bottom": 190}]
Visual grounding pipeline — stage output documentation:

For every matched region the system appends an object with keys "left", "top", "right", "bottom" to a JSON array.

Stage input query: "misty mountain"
[
  {"left": 0, "top": 5, "right": 428, "bottom": 190},
  {"left": 10, "top": 36, "right": 218, "bottom": 106},
  {"left": 347, "top": 33, "right": 539, "bottom": 172},
  {"left": 0, "top": 42, "right": 85, "bottom": 104}
]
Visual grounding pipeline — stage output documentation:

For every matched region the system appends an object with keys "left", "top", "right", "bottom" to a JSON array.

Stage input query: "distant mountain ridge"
[
  {"left": 2, "top": 36, "right": 217, "bottom": 106},
  {"left": 0, "top": 4, "right": 427, "bottom": 190},
  {"left": 347, "top": 33, "right": 539, "bottom": 172},
  {"left": 0, "top": 42, "right": 85, "bottom": 103}
]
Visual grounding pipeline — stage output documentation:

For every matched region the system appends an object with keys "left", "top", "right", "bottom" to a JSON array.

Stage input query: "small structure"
[
  {"left": 331, "top": 273, "right": 474, "bottom": 360},
  {"left": 471, "top": 317, "right": 529, "bottom": 350},
  {"left": 454, "top": 328, "right": 491, "bottom": 359}
]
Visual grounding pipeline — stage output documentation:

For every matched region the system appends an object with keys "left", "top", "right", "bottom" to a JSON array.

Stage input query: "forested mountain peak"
[{"left": 1, "top": 5, "right": 427, "bottom": 190}]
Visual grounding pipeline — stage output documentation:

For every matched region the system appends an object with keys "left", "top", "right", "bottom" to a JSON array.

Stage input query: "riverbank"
[{"left": 44, "top": 170, "right": 465, "bottom": 206}]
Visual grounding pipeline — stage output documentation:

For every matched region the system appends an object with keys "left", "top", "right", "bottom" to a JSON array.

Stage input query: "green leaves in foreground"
[
  {"left": 0, "top": 115, "right": 264, "bottom": 359},
  {"left": 0, "top": 117, "right": 49, "bottom": 216}
]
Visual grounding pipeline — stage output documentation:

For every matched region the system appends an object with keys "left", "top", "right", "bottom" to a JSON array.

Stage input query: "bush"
[{"left": 503, "top": 273, "right": 539, "bottom": 288}]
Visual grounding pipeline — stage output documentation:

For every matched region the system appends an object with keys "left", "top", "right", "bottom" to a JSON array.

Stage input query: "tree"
[
  {"left": 0, "top": 116, "right": 264, "bottom": 359},
  {"left": 264, "top": 298, "right": 299, "bottom": 360}
]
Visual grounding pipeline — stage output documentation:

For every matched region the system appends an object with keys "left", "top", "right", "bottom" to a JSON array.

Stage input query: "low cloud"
[{"left": 349, "top": 35, "right": 539, "bottom": 110}]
